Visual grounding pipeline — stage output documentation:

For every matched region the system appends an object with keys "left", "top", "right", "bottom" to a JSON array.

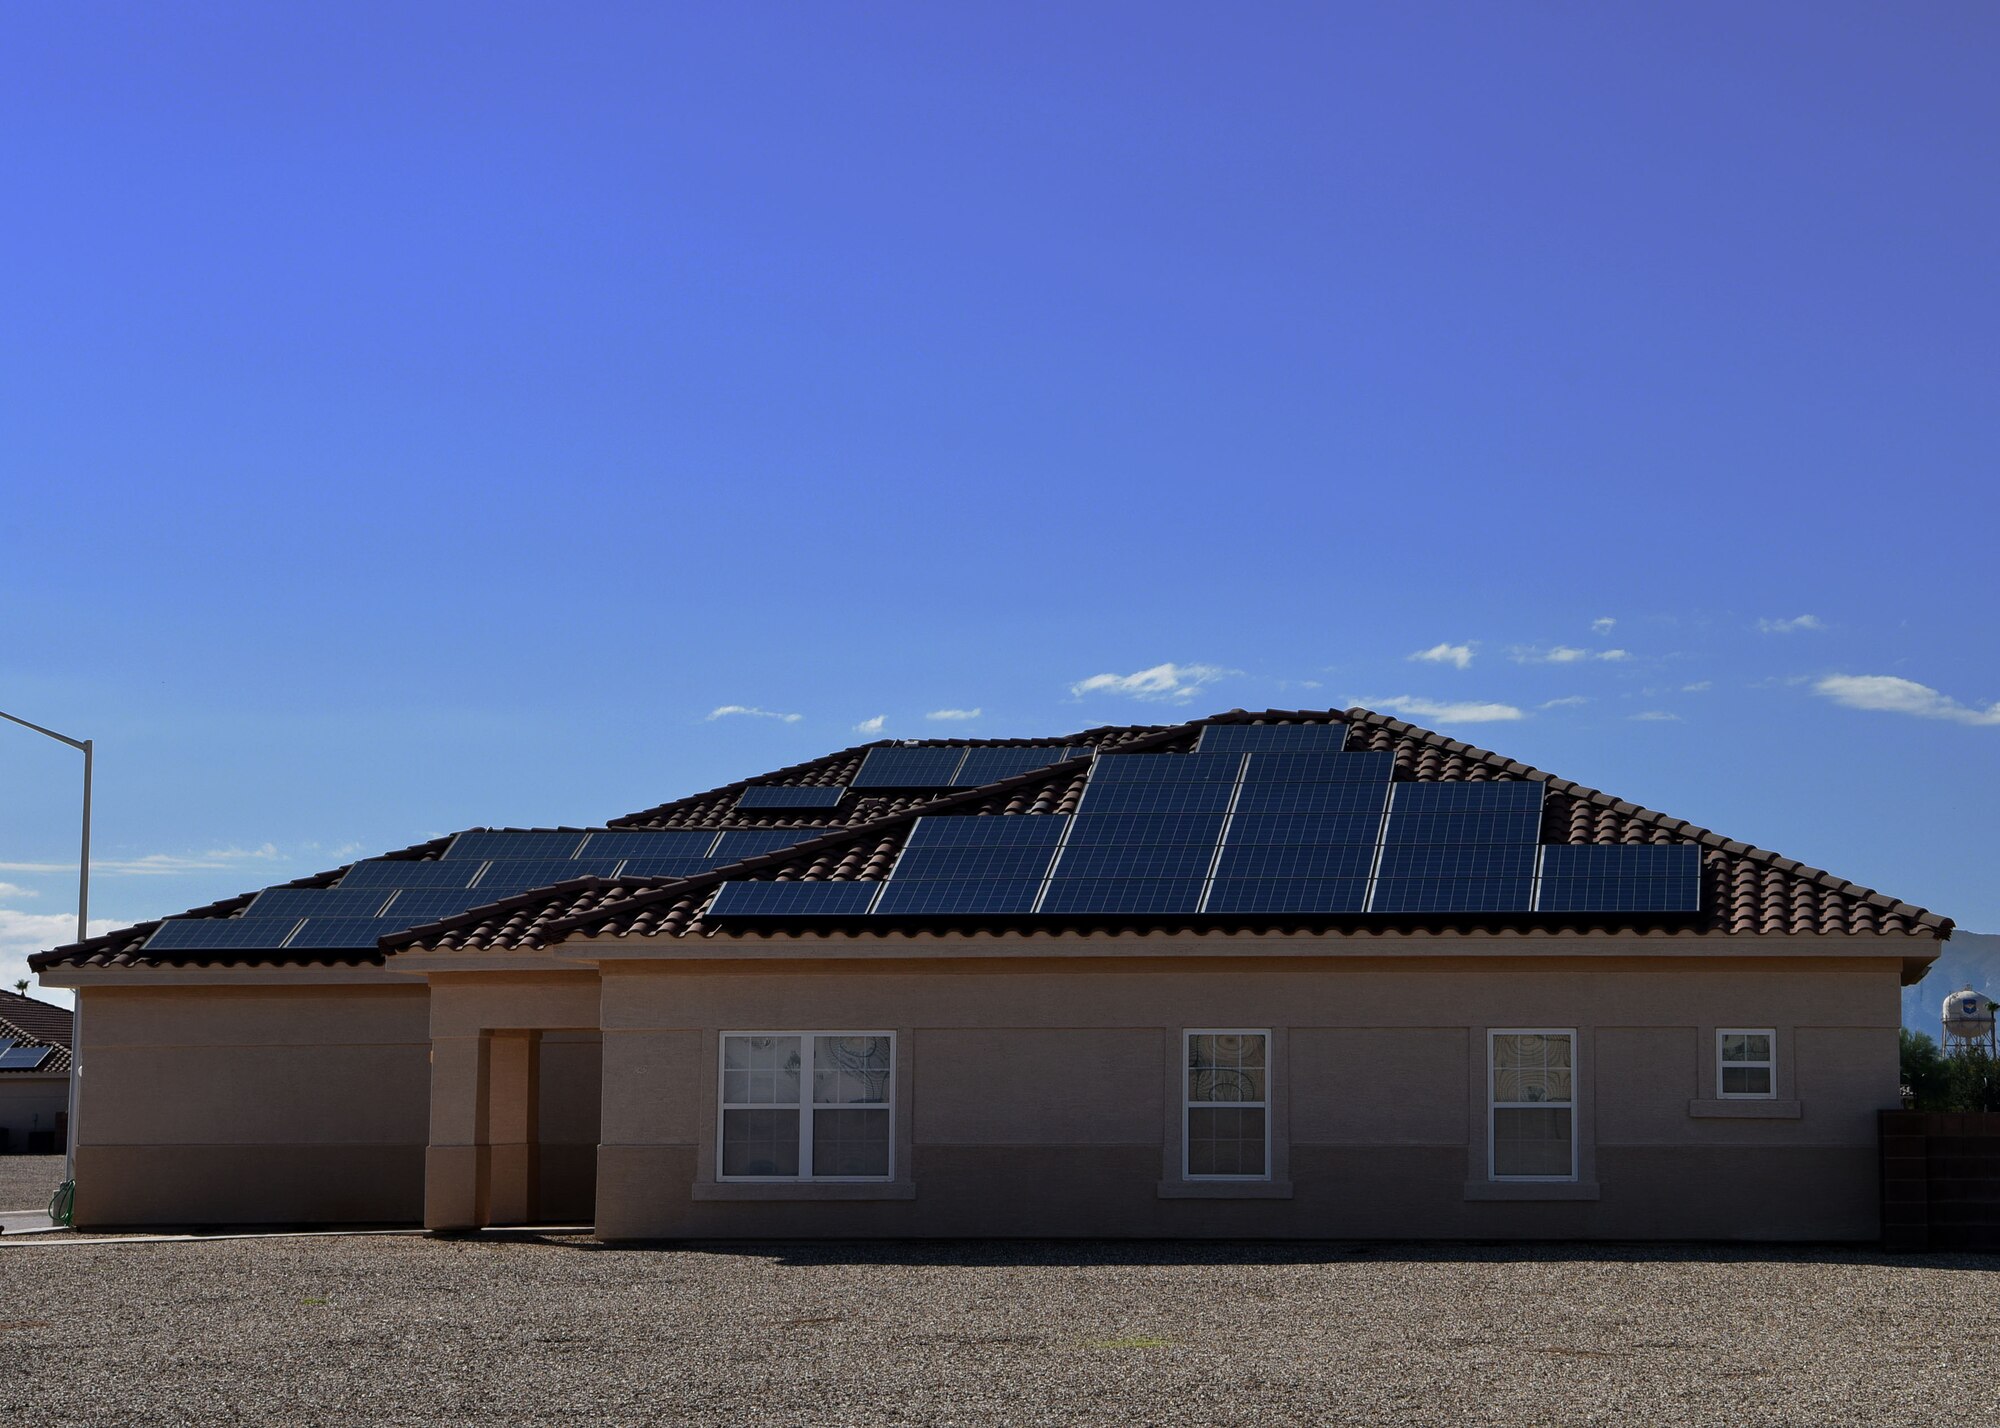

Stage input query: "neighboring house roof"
[
  {"left": 0, "top": 993, "right": 73, "bottom": 1075},
  {"left": 31, "top": 708, "right": 1953, "bottom": 974}
]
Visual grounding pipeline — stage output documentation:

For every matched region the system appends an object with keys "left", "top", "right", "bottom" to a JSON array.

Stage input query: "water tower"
[{"left": 1942, "top": 986, "right": 1998, "bottom": 1057}]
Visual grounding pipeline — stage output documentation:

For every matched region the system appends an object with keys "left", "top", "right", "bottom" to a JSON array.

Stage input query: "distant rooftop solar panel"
[
  {"left": 1075, "top": 781, "right": 1237, "bottom": 816},
  {"left": 951, "top": 747, "right": 1076, "bottom": 787},
  {"left": 1388, "top": 781, "right": 1545, "bottom": 814},
  {"left": 1203, "top": 879, "right": 1370, "bottom": 914},
  {"left": 1240, "top": 752, "right": 1395, "bottom": 784},
  {"left": 850, "top": 746, "right": 968, "bottom": 789},
  {"left": 1088, "top": 752, "right": 1245, "bottom": 783},
  {"left": 0, "top": 1043, "right": 54, "bottom": 1071},
  {"left": 706, "top": 880, "right": 882, "bottom": 918},
  {"left": 1375, "top": 845, "right": 1538, "bottom": 880},
  {"left": 872, "top": 879, "right": 1044, "bottom": 916},
  {"left": 1220, "top": 814, "right": 1384, "bottom": 846},
  {"left": 1369, "top": 878, "right": 1535, "bottom": 914},
  {"left": 248, "top": 887, "right": 393, "bottom": 918},
  {"left": 579, "top": 830, "right": 721, "bottom": 859},
  {"left": 1038, "top": 878, "right": 1208, "bottom": 915},
  {"left": 1045, "top": 843, "right": 1217, "bottom": 880},
  {"left": 737, "top": 785, "right": 846, "bottom": 809},
  {"left": 339, "top": 859, "right": 485, "bottom": 889},
  {"left": 901, "top": 815, "right": 1069, "bottom": 850},
  {"left": 711, "top": 828, "right": 824, "bottom": 862},
  {"left": 443, "top": 831, "right": 590, "bottom": 861},
  {"left": 1538, "top": 844, "right": 1701, "bottom": 913},
  {"left": 379, "top": 889, "right": 518, "bottom": 922},
  {"left": 472, "top": 858, "right": 624, "bottom": 888},
  {"left": 285, "top": 917, "right": 406, "bottom": 949},
  {"left": 1195, "top": 723, "right": 1349, "bottom": 753},
  {"left": 145, "top": 917, "right": 303, "bottom": 951},
  {"left": 1231, "top": 782, "right": 1391, "bottom": 816},
  {"left": 890, "top": 846, "right": 1063, "bottom": 882},
  {"left": 1062, "top": 745, "right": 1096, "bottom": 762},
  {"left": 1212, "top": 843, "right": 1376, "bottom": 882},
  {"left": 1062, "top": 814, "right": 1228, "bottom": 846},
  {"left": 1383, "top": 811, "right": 1543, "bottom": 845},
  {"left": 608, "top": 855, "right": 720, "bottom": 880}
]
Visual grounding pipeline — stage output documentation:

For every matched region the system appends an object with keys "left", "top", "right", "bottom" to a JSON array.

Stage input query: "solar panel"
[
  {"left": 849, "top": 746, "right": 968, "bottom": 789},
  {"left": 1062, "top": 745, "right": 1096, "bottom": 762},
  {"left": 1203, "top": 879, "right": 1370, "bottom": 913},
  {"left": 1240, "top": 752, "right": 1395, "bottom": 784},
  {"left": 607, "top": 856, "right": 720, "bottom": 880},
  {"left": 1383, "top": 811, "right": 1543, "bottom": 845},
  {"left": 0, "top": 1043, "right": 54, "bottom": 1070},
  {"left": 705, "top": 881, "right": 882, "bottom": 917},
  {"left": 1388, "top": 780, "right": 1545, "bottom": 813},
  {"left": 1212, "top": 843, "right": 1377, "bottom": 881},
  {"left": 711, "top": 828, "right": 824, "bottom": 862},
  {"left": 1537, "top": 844, "right": 1702, "bottom": 912},
  {"left": 901, "top": 815, "right": 1069, "bottom": 850},
  {"left": 736, "top": 785, "right": 846, "bottom": 809},
  {"left": 1075, "top": 781, "right": 1237, "bottom": 815},
  {"left": 473, "top": 858, "right": 625, "bottom": 887},
  {"left": 1369, "top": 878, "right": 1535, "bottom": 913},
  {"left": 443, "top": 830, "right": 589, "bottom": 860},
  {"left": 248, "top": 887, "right": 393, "bottom": 918},
  {"left": 872, "top": 879, "right": 1045, "bottom": 916},
  {"left": 145, "top": 917, "right": 303, "bottom": 950},
  {"left": 286, "top": 917, "right": 406, "bottom": 949},
  {"left": 1088, "top": 752, "right": 1245, "bottom": 783},
  {"left": 1195, "top": 723, "right": 1349, "bottom": 753},
  {"left": 1038, "top": 879, "right": 1209, "bottom": 915},
  {"left": 378, "top": 889, "right": 516, "bottom": 922},
  {"left": 339, "top": 859, "right": 486, "bottom": 889},
  {"left": 1231, "top": 782, "right": 1391, "bottom": 816},
  {"left": 578, "top": 830, "right": 721, "bottom": 859},
  {"left": 1045, "top": 843, "right": 1218, "bottom": 880},
  {"left": 890, "top": 846, "right": 1063, "bottom": 881},
  {"left": 1375, "top": 845, "right": 1538, "bottom": 880},
  {"left": 1063, "top": 814, "right": 1228, "bottom": 846},
  {"left": 951, "top": 748, "right": 1075, "bottom": 787},
  {"left": 1221, "top": 814, "right": 1384, "bottom": 846}
]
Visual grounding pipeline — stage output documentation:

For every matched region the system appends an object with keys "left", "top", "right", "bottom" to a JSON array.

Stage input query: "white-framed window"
[
  {"left": 718, "top": 1032, "right": 895, "bottom": 1181},
  {"left": 1717, "top": 1029, "right": 1776, "bottom": 1099},
  {"left": 1184, "top": 1029, "right": 1270, "bottom": 1179},
  {"left": 1489, "top": 1029, "right": 1577, "bottom": 1182}
]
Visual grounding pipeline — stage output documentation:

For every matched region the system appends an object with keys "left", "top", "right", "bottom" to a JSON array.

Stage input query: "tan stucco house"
[
  {"left": 0, "top": 989, "right": 72, "bottom": 1156},
  {"left": 32, "top": 707, "right": 1950, "bottom": 1238}
]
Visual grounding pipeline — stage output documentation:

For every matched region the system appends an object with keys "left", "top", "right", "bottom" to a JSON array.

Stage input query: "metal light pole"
[{"left": 0, "top": 709, "right": 92, "bottom": 1183}]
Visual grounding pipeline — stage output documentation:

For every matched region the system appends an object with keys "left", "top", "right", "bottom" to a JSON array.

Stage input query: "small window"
[
  {"left": 1489, "top": 1030, "right": 1576, "bottom": 1181},
  {"left": 1184, "top": 1030, "right": 1269, "bottom": 1179},
  {"left": 718, "top": 1033, "right": 894, "bottom": 1180},
  {"left": 1717, "top": 1029, "right": 1776, "bottom": 1099}
]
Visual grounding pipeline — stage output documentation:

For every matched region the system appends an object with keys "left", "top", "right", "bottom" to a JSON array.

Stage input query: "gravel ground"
[
  {"left": 0, "top": 1156, "right": 63, "bottom": 1213},
  {"left": 2, "top": 1235, "right": 1996, "bottom": 1426}
]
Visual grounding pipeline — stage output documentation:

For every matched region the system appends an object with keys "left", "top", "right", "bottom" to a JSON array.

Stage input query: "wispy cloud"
[
  {"left": 1408, "top": 642, "right": 1475, "bottom": 670},
  {"left": 0, "top": 883, "right": 34, "bottom": 900},
  {"left": 854, "top": 715, "right": 887, "bottom": 734},
  {"left": 1814, "top": 674, "right": 2000, "bottom": 727},
  {"left": 1511, "top": 645, "right": 1630, "bottom": 664},
  {"left": 1629, "top": 710, "right": 1682, "bottom": 722},
  {"left": 708, "top": 705, "right": 803, "bottom": 723},
  {"left": 1070, "top": 663, "right": 1233, "bottom": 703},
  {"left": 925, "top": 708, "right": 981, "bottom": 722},
  {"left": 1540, "top": 696, "right": 1590, "bottom": 709},
  {"left": 0, "top": 844, "right": 285, "bottom": 877},
  {"left": 1682, "top": 681, "right": 1712, "bottom": 693},
  {"left": 1591, "top": 617, "right": 1617, "bottom": 634},
  {"left": 1363, "top": 696, "right": 1525, "bottom": 724},
  {"left": 1758, "top": 615, "right": 1824, "bottom": 634},
  {"left": 1, "top": 906, "right": 129, "bottom": 1006}
]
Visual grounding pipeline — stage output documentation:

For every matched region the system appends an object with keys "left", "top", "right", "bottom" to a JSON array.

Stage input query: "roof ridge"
[{"left": 606, "top": 737, "right": 893, "bottom": 828}]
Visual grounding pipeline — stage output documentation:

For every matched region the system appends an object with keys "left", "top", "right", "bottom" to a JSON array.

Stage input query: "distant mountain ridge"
[{"left": 1902, "top": 930, "right": 2000, "bottom": 1033}]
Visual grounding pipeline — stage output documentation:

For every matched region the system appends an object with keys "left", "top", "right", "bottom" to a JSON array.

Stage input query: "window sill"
[
  {"left": 1688, "top": 1098, "right": 1802, "bottom": 1119},
  {"left": 693, "top": 1181, "right": 917, "bottom": 1201},
  {"left": 1157, "top": 1180, "right": 1294, "bottom": 1200},
  {"left": 1463, "top": 1181, "right": 1601, "bottom": 1201}
]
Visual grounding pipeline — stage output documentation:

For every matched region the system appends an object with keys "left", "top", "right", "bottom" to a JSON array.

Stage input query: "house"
[
  {"left": 31, "top": 707, "right": 1950, "bottom": 1238},
  {"left": 0, "top": 989, "right": 73, "bottom": 1155}
]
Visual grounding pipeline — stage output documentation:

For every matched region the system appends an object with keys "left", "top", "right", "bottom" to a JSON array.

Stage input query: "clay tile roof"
[{"left": 0, "top": 992, "right": 72, "bottom": 1074}]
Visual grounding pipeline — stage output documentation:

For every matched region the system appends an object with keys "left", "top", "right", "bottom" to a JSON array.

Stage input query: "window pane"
[
  {"left": 1188, "top": 1106, "right": 1266, "bottom": 1177},
  {"left": 1721, "top": 1033, "right": 1771, "bottom": 1064},
  {"left": 813, "top": 1035, "right": 893, "bottom": 1106},
  {"left": 722, "top": 1035, "right": 801, "bottom": 1105},
  {"left": 812, "top": 1108, "right": 891, "bottom": 1177},
  {"left": 1188, "top": 1033, "right": 1268, "bottom": 1103},
  {"left": 1493, "top": 1107, "right": 1571, "bottom": 1178},
  {"left": 1722, "top": 1065, "right": 1772, "bottom": 1096},
  {"left": 721, "top": 1108, "right": 800, "bottom": 1176},
  {"left": 1495, "top": 1067, "right": 1571, "bottom": 1104}
]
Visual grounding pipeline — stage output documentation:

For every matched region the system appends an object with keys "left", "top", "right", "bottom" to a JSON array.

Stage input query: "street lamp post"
[{"left": 0, "top": 709, "right": 93, "bottom": 1184}]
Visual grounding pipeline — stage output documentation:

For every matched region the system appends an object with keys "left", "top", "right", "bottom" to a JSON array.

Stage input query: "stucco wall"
[{"left": 592, "top": 951, "right": 1904, "bottom": 1241}]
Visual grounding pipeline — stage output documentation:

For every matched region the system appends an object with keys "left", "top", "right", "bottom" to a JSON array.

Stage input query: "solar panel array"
[
  {"left": 737, "top": 785, "right": 846, "bottom": 810},
  {"left": 0, "top": 1040, "right": 55, "bottom": 1071},
  {"left": 849, "top": 744, "right": 1093, "bottom": 790}
]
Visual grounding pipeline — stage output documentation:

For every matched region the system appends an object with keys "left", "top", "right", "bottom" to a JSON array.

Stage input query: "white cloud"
[
  {"left": 925, "top": 708, "right": 982, "bottom": 722},
  {"left": 1682, "top": 681, "right": 1712, "bottom": 693},
  {"left": 1511, "top": 645, "right": 1629, "bottom": 665},
  {"left": 1540, "top": 696, "right": 1590, "bottom": 709},
  {"left": 1813, "top": 674, "right": 2000, "bottom": 727},
  {"left": 854, "top": 715, "right": 887, "bottom": 734},
  {"left": 1591, "top": 617, "right": 1617, "bottom": 634},
  {"left": 1363, "top": 696, "right": 1525, "bottom": 724},
  {"left": 1408, "top": 643, "right": 1475, "bottom": 670},
  {"left": 1758, "top": 615, "right": 1824, "bottom": 634},
  {"left": 0, "top": 883, "right": 35, "bottom": 900},
  {"left": 0, "top": 845, "right": 285, "bottom": 877},
  {"left": 0, "top": 906, "right": 127, "bottom": 1008},
  {"left": 1629, "top": 711, "right": 1682, "bottom": 722},
  {"left": 1070, "top": 663, "right": 1233, "bottom": 703},
  {"left": 707, "top": 705, "right": 803, "bottom": 724}
]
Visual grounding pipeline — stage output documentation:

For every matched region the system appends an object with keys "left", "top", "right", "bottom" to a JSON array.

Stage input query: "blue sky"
[{"left": 4, "top": 3, "right": 1997, "bottom": 999}]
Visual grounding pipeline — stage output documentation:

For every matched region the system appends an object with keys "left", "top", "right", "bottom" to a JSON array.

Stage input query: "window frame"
[
  {"left": 1182, "top": 1027, "right": 1273, "bottom": 1182},
  {"left": 716, "top": 1030, "right": 897, "bottom": 1183},
  {"left": 1715, "top": 1027, "right": 1777, "bottom": 1101},
  {"left": 1487, "top": 1027, "right": 1579, "bottom": 1184}
]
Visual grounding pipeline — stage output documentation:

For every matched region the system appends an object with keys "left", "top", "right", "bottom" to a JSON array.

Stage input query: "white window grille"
[
  {"left": 718, "top": 1032, "right": 895, "bottom": 1180},
  {"left": 1717, "top": 1029, "right": 1776, "bottom": 1099},
  {"left": 1184, "top": 1030, "right": 1270, "bottom": 1179},
  {"left": 1489, "top": 1030, "right": 1577, "bottom": 1181}
]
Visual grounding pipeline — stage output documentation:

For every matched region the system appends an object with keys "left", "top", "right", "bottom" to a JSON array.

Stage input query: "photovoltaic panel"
[
  {"left": 340, "top": 859, "right": 486, "bottom": 889},
  {"left": 1231, "top": 782, "right": 1391, "bottom": 816},
  {"left": 890, "top": 846, "right": 1062, "bottom": 881},
  {"left": 850, "top": 746, "right": 968, "bottom": 789},
  {"left": 1203, "top": 879, "right": 1370, "bottom": 914},
  {"left": 1538, "top": 844, "right": 1701, "bottom": 913},
  {"left": 1075, "top": 781, "right": 1236, "bottom": 815},
  {"left": 1062, "top": 814, "right": 1227, "bottom": 846},
  {"left": 443, "top": 830, "right": 589, "bottom": 860},
  {"left": 1383, "top": 811, "right": 1543, "bottom": 845},
  {"left": 1195, "top": 723, "right": 1349, "bottom": 753},
  {"left": 1061, "top": 745, "right": 1096, "bottom": 761},
  {"left": 1240, "top": 752, "right": 1395, "bottom": 784},
  {"left": 951, "top": 747, "right": 1075, "bottom": 787},
  {"left": 1369, "top": 878, "right": 1535, "bottom": 913},
  {"left": 706, "top": 881, "right": 882, "bottom": 917},
  {"left": 248, "top": 887, "right": 393, "bottom": 918},
  {"left": 1388, "top": 780, "right": 1545, "bottom": 813},
  {"left": 0, "top": 1044, "right": 53, "bottom": 1070},
  {"left": 1088, "top": 752, "right": 1244, "bottom": 782},
  {"left": 1221, "top": 814, "right": 1383, "bottom": 846},
  {"left": 473, "top": 858, "right": 625, "bottom": 888},
  {"left": 145, "top": 918, "right": 303, "bottom": 950},
  {"left": 872, "top": 879, "right": 1045, "bottom": 916},
  {"left": 1045, "top": 843, "right": 1218, "bottom": 880},
  {"left": 1375, "top": 845, "right": 1538, "bottom": 880},
  {"left": 286, "top": 917, "right": 406, "bottom": 949},
  {"left": 712, "top": 828, "right": 825, "bottom": 862},
  {"left": 378, "top": 889, "right": 519, "bottom": 922},
  {"left": 901, "top": 815, "right": 1069, "bottom": 850},
  {"left": 578, "top": 830, "right": 721, "bottom": 859},
  {"left": 736, "top": 785, "right": 846, "bottom": 809},
  {"left": 1038, "top": 878, "right": 1208, "bottom": 915},
  {"left": 607, "top": 856, "right": 720, "bottom": 880},
  {"left": 1212, "top": 843, "right": 1377, "bottom": 881}
]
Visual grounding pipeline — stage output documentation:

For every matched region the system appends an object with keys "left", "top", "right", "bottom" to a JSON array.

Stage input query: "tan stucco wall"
[{"left": 591, "top": 950, "right": 1904, "bottom": 1241}]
